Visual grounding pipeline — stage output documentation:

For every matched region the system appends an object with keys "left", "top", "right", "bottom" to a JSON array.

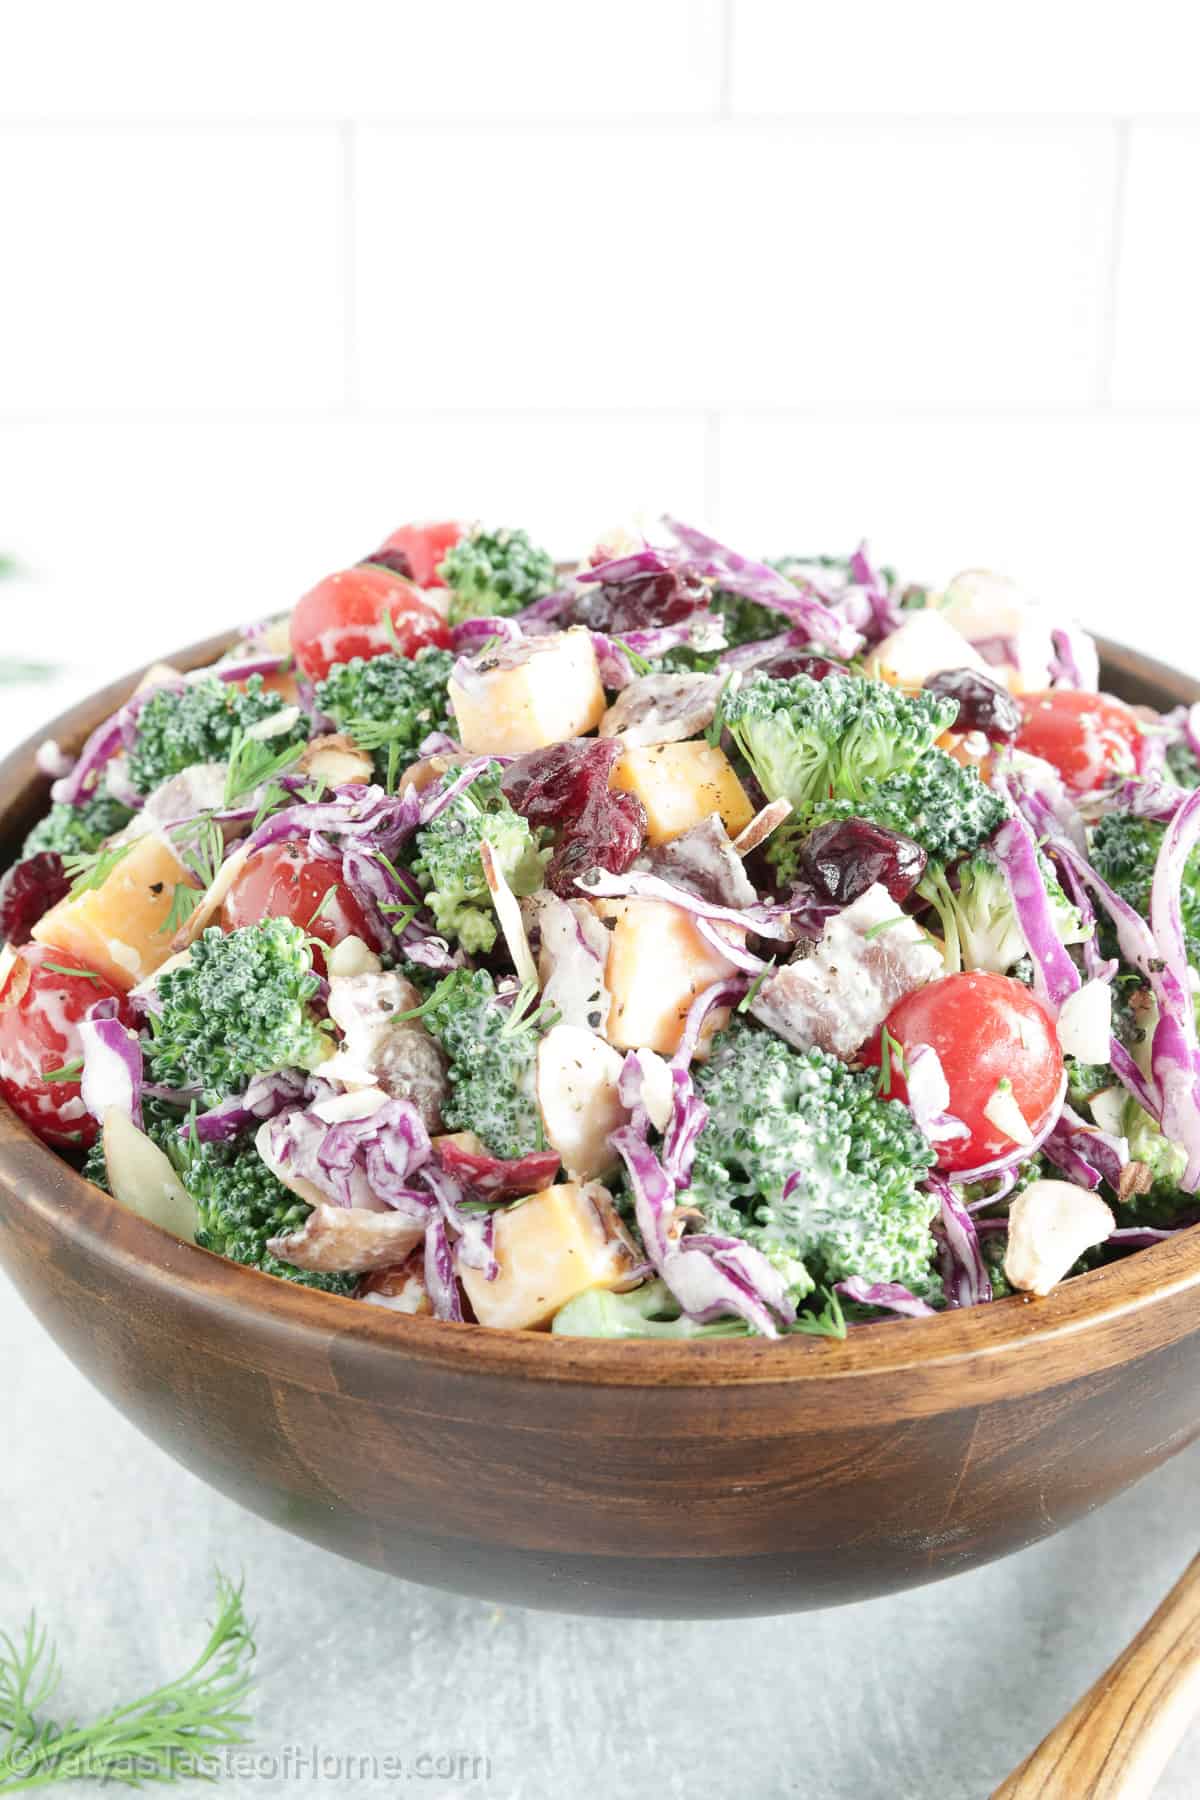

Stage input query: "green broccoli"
[
  {"left": 686, "top": 1019, "right": 942, "bottom": 1299},
  {"left": 552, "top": 1280, "right": 752, "bottom": 1338},
  {"left": 722, "top": 672, "right": 956, "bottom": 825},
  {"left": 314, "top": 648, "right": 455, "bottom": 779},
  {"left": 1091, "top": 811, "right": 1200, "bottom": 964},
  {"left": 128, "top": 675, "right": 306, "bottom": 795},
  {"left": 1067, "top": 1058, "right": 1113, "bottom": 1110},
  {"left": 917, "top": 846, "right": 1087, "bottom": 975},
  {"left": 22, "top": 790, "right": 134, "bottom": 860},
  {"left": 437, "top": 526, "right": 556, "bottom": 626},
  {"left": 419, "top": 968, "right": 545, "bottom": 1159},
  {"left": 183, "top": 1132, "right": 356, "bottom": 1295},
  {"left": 804, "top": 749, "right": 1008, "bottom": 868},
  {"left": 1166, "top": 739, "right": 1200, "bottom": 790},
  {"left": 1121, "top": 1099, "right": 1192, "bottom": 1227},
  {"left": 411, "top": 765, "right": 547, "bottom": 955},
  {"left": 145, "top": 920, "right": 331, "bottom": 1102}
]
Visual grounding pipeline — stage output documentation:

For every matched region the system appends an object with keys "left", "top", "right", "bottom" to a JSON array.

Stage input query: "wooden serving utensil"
[{"left": 994, "top": 1552, "right": 1200, "bottom": 1799}]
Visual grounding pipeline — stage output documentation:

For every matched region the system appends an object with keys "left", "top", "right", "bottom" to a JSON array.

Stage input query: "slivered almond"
[
  {"left": 733, "top": 798, "right": 793, "bottom": 856},
  {"left": 297, "top": 733, "right": 373, "bottom": 788}
]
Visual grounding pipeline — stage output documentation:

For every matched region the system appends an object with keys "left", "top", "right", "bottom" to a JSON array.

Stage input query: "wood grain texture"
[
  {"left": 0, "top": 633, "right": 1198, "bottom": 1616},
  {"left": 994, "top": 1552, "right": 1200, "bottom": 1799}
]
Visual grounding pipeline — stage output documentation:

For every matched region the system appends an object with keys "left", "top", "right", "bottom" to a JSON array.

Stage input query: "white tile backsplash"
[
  {"left": 0, "top": 128, "right": 345, "bottom": 413},
  {"left": 0, "top": 1, "right": 724, "bottom": 121},
  {"left": 1112, "top": 124, "right": 1200, "bottom": 411},
  {"left": 731, "top": 0, "right": 1200, "bottom": 117},
  {"left": 0, "top": 5, "right": 1197, "bottom": 671},
  {"left": 355, "top": 122, "right": 1118, "bottom": 413}
]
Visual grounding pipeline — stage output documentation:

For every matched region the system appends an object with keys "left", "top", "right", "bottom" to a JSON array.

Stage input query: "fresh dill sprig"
[
  {"left": 791, "top": 1287, "right": 847, "bottom": 1340},
  {"left": 40, "top": 1059, "right": 84, "bottom": 1085},
  {"left": 170, "top": 816, "right": 225, "bottom": 891},
  {"left": 158, "top": 883, "right": 204, "bottom": 938},
  {"left": 224, "top": 726, "right": 304, "bottom": 808},
  {"left": 62, "top": 841, "right": 134, "bottom": 899},
  {"left": 0, "top": 1571, "right": 256, "bottom": 1791}
]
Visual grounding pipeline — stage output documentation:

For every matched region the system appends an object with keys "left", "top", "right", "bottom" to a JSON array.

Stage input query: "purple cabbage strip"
[
  {"left": 835, "top": 1277, "right": 936, "bottom": 1319},
  {"left": 449, "top": 615, "right": 524, "bottom": 655},
  {"left": 1108, "top": 1225, "right": 1187, "bottom": 1247},
  {"left": 417, "top": 757, "right": 496, "bottom": 827},
  {"left": 671, "top": 976, "right": 751, "bottom": 1072},
  {"left": 929, "top": 1175, "right": 992, "bottom": 1306},
  {"left": 243, "top": 783, "right": 421, "bottom": 860},
  {"left": 421, "top": 1162, "right": 498, "bottom": 1281},
  {"left": 1148, "top": 788, "right": 1200, "bottom": 1187},
  {"left": 423, "top": 1215, "right": 465, "bottom": 1322},
  {"left": 991, "top": 814, "right": 1081, "bottom": 1012},
  {"left": 1043, "top": 1102, "right": 1129, "bottom": 1192},
  {"left": 692, "top": 914, "right": 768, "bottom": 976},
  {"left": 340, "top": 842, "right": 421, "bottom": 956},
  {"left": 78, "top": 997, "right": 143, "bottom": 1131},
  {"left": 964, "top": 1168, "right": 1020, "bottom": 1214},
  {"left": 1048, "top": 627, "right": 1099, "bottom": 693},
  {"left": 513, "top": 587, "right": 575, "bottom": 628},
  {"left": 185, "top": 1070, "right": 309, "bottom": 1144},
  {"left": 1053, "top": 851, "right": 1117, "bottom": 984},
  {"left": 211, "top": 653, "right": 294, "bottom": 684},
  {"left": 716, "top": 627, "right": 812, "bottom": 673},
  {"left": 1105, "top": 777, "right": 1190, "bottom": 824},
  {"left": 575, "top": 866, "right": 804, "bottom": 942}
]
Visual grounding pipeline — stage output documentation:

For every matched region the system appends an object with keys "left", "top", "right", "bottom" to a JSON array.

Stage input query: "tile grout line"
[
  {"left": 718, "top": 0, "right": 735, "bottom": 118},
  {"left": 1096, "top": 118, "right": 1131, "bottom": 412},
  {"left": 340, "top": 122, "right": 359, "bottom": 414}
]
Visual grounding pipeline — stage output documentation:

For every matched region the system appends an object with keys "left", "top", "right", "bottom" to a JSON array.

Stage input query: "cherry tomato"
[
  {"left": 1014, "top": 689, "right": 1141, "bottom": 794},
  {"left": 863, "top": 971, "right": 1063, "bottom": 1174},
  {"left": 0, "top": 944, "right": 134, "bottom": 1149},
  {"left": 220, "top": 840, "right": 375, "bottom": 964},
  {"left": 290, "top": 565, "right": 451, "bottom": 682},
  {"left": 376, "top": 521, "right": 464, "bottom": 588}
]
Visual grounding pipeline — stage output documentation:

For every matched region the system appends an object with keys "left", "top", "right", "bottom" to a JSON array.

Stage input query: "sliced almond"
[{"left": 297, "top": 733, "right": 374, "bottom": 788}]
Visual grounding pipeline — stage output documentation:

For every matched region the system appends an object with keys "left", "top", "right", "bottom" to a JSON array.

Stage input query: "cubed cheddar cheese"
[
  {"left": 596, "top": 897, "right": 741, "bottom": 1054},
  {"left": 610, "top": 741, "right": 754, "bottom": 846},
  {"left": 865, "top": 609, "right": 988, "bottom": 689},
  {"left": 32, "top": 832, "right": 200, "bottom": 991},
  {"left": 459, "top": 1181, "right": 639, "bottom": 1331},
  {"left": 449, "top": 628, "right": 605, "bottom": 754}
]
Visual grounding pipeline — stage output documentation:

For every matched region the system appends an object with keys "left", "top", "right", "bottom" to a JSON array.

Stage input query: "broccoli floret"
[
  {"left": 917, "top": 847, "right": 1087, "bottom": 975},
  {"left": 552, "top": 1279, "right": 751, "bottom": 1338},
  {"left": 1091, "top": 811, "right": 1200, "bottom": 963},
  {"left": 723, "top": 673, "right": 956, "bottom": 824},
  {"left": 1121, "top": 1100, "right": 1193, "bottom": 1227},
  {"left": 146, "top": 920, "right": 331, "bottom": 1102},
  {"left": 22, "top": 791, "right": 134, "bottom": 860},
  {"left": 709, "top": 588, "right": 791, "bottom": 650},
  {"left": 419, "top": 968, "right": 544, "bottom": 1159},
  {"left": 804, "top": 749, "right": 1008, "bottom": 868},
  {"left": 437, "top": 526, "right": 556, "bottom": 626},
  {"left": 184, "top": 1132, "right": 355, "bottom": 1295},
  {"left": 1067, "top": 1058, "right": 1112, "bottom": 1109},
  {"left": 687, "top": 1020, "right": 941, "bottom": 1298},
  {"left": 314, "top": 648, "right": 454, "bottom": 779},
  {"left": 127, "top": 675, "right": 306, "bottom": 795},
  {"left": 1166, "top": 739, "right": 1200, "bottom": 790},
  {"left": 411, "top": 765, "right": 547, "bottom": 955}
]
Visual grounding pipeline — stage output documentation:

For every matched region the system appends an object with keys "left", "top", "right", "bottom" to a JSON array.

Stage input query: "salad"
[{"left": 0, "top": 517, "right": 1196, "bottom": 1340}]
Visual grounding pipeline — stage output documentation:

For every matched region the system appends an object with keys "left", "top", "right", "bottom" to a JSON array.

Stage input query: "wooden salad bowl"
[{"left": 1, "top": 631, "right": 1198, "bottom": 1619}]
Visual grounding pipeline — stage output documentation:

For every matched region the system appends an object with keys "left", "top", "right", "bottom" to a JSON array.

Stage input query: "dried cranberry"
[
  {"left": 798, "top": 819, "right": 926, "bottom": 906},
  {"left": 501, "top": 739, "right": 622, "bottom": 828},
  {"left": 0, "top": 852, "right": 70, "bottom": 945},
  {"left": 923, "top": 667, "right": 1021, "bottom": 740},
  {"left": 572, "top": 568, "right": 709, "bottom": 635},
  {"left": 750, "top": 650, "right": 848, "bottom": 682},
  {"left": 362, "top": 546, "right": 415, "bottom": 581},
  {"left": 546, "top": 788, "right": 647, "bottom": 897}
]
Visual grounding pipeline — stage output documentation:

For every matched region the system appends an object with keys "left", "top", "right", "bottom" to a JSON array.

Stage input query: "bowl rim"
[{"left": 2, "top": 626, "right": 1198, "bottom": 1390}]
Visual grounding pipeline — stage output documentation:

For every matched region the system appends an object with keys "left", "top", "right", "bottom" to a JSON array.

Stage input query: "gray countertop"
[{"left": 3, "top": 1276, "right": 1198, "bottom": 1800}]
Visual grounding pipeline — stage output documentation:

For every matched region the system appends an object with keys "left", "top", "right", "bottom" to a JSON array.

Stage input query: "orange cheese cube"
[
  {"left": 449, "top": 628, "right": 605, "bottom": 755},
  {"left": 596, "top": 897, "right": 741, "bottom": 1054},
  {"left": 610, "top": 741, "right": 754, "bottom": 846},
  {"left": 459, "top": 1181, "right": 639, "bottom": 1331},
  {"left": 33, "top": 832, "right": 200, "bottom": 991}
]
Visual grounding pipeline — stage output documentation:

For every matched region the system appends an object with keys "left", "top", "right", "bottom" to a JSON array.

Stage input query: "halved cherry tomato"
[
  {"left": 1014, "top": 689, "right": 1140, "bottom": 794},
  {"left": 376, "top": 521, "right": 464, "bottom": 588},
  {"left": 863, "top": 971, "right": 1063, "bottom": 1174},
  {"left": 0, "top": 944, "right": 135, "bottom": 1149},
  {"left": 290, "top": 565, "right": 451, "bottom": 682},
  {"left": 220, "top": 841, "right": 374, "bottom": 966}
]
